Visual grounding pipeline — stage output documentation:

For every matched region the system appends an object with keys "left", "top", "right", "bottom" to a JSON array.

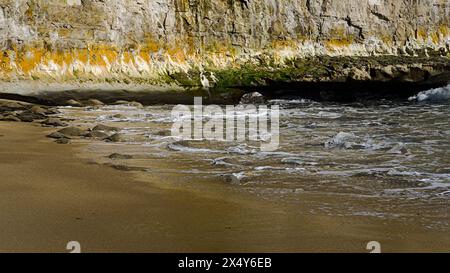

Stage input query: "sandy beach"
[{"left": 0, "top": 121, "right": 448, "bottom": 253}]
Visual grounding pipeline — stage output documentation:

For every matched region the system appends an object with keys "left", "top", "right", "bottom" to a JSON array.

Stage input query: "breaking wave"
[{"left": 409, "top": 84, "right": 450, "bottom": 102}]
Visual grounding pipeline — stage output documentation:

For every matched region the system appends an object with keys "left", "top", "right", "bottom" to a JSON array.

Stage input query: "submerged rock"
[
  {"left": 108, "top": 153, "right": 133, "bottom": 160},
  {"left": 223, "top": 172, "right": 247, "bottom": 185},
  {"left": 0, "top": 100, "right": 27, "bottom": 110},
  {"left": 1, "top": 115, "right": 21, "bottom": 122},
  {"left": 113, "top": 100, "right": 129, "bottom": 105},
  {"left": 104, "top": 133, "right": 123, "bottom": 142},
  {"left": 239, "top": 92, "right": 266, "bottom": 104},
  {"left": 92, "top": 124, "right": 119, "bottom": 132},
  {"left": 129, "top": 101, "right": 144, "bottom": 108},
  {"left": 305, "top": 121, "right": 318, "bottom": 129},
  {"left": 17, "top": 113, "right": 35, "bottom": 122},
  {"left": 47, "top": 132, "right": 71, "bottom": 139},
  {"left": 55, "top": 138, "right": 70, "bottom": 144},
  {"left": 388, "top": 144, "right": 410, "bottom": 155},
  {"left": 281, "top": 157, "right": 304, "bottom": 165},
  {"left": 103, "top": 163, "right": 144, "bottom": 172},
  {"left": 109, "top": 164, "right": 133, "bottom": 171},
  {"left": 30, "top": 106, "right": 48, "bottom": 115},
  {"left": 115, "top": 101, "right": 144, "bottom": 108},
  {"left": 85, "top": 99, "right": 104, "bottom": 106},
  {"left": 211, "top": 157, "right": 234, "bottom": 166},
  {"left": 58, "top": 127, "right": 87, "bottom": 137},
  {"left": 65, "top": 99, "right": 83, "bottom": 107},
  {"left": 154, "top": 130, "right": 171, "bottom": 137},
  {"left": 84, "top": 130, "right": 110, "bottom": 139},
  {"left": 112, "top": 114, "right": 126, "bottom": 119},
  {"left": 42, "top": 118, "right": 67, "bottom": 127},
  {"left": 22, "top": 110, "right": 47, "bottom": 120}
]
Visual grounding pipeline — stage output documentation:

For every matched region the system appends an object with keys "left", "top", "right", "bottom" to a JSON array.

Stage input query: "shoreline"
[{"left": 0, "top": 121, "right": 449, "bottom": 252}]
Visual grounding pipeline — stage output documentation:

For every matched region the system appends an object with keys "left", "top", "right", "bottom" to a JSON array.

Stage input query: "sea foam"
[{"left": 409, "top": 84, "right": 450, "bottom": 102}]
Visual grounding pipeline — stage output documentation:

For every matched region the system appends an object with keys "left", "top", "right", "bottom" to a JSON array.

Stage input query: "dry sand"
[{"left": 0, "top": 121, "right": 448, "bottom": 253}]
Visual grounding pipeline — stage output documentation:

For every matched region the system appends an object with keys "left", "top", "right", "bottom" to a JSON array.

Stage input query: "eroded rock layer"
[{"left": 0, "top": 0, "right": 449, "bottom": 88}]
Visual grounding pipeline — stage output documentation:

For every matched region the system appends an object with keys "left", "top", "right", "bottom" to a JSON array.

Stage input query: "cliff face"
[{"left": 0, "top": 0, "right": 449, "bottom": 87}]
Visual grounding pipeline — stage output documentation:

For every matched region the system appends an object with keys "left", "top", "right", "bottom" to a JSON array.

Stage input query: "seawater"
[{"left": 58, "top": 86, "right": 450, "bottom": 228}]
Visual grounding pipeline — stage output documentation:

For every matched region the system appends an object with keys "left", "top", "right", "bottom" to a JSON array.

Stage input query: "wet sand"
[{"left": 0, "top": 121, "right": 448, "bottom": 252}]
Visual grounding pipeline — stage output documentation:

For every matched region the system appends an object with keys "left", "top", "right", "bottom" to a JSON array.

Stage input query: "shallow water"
[{"left": 58, "top": 89, "right": 450, "bottom": 229}]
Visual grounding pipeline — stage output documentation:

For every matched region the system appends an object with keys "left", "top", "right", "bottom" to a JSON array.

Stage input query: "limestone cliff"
[{"left": 0, "top": 0, "right": 449, "bottom": 89}]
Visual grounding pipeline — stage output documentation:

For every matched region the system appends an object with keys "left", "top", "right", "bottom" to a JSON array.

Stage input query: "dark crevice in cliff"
[
  {"left": 344, "top": 16, "right": 365, "bottom": 39},
  {"left": 370, "top": 10, "right": 390, "bottom": 22},
  {"left": 306, "top": 0, "right": 312, "bottom": 14}
]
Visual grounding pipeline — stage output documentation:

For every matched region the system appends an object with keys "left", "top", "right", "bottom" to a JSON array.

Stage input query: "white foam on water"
[
  {"left": 285, "top": 167, "right": 307, "bottom": 173},
  {"left": 167, "top": 143, "right": 224, "bottom": 154},
  {"left": 224, "top": 172, "right": 247, "bottom": 185},
  {"left": 325, "top": 132, "right": 356, "bottom": 149},
  {"left": 437, "top": 190, "right": 450, "bottom": 196},
  {"left": 269, "top": 99, "right": 314, "bottom": 105},
  {"left": 254, "top": 166, "right": 285, "bottom": 171},
  {"left": 409, "top": 84, "right": 450, "bottom": 102},
  {"left": 256, "top": 151, "right": 298, "bottom": 158},
  {"left": 226, "top": 145, "right": 255, "bottom": 155},
  {"left": 211, "top": 157, "right": 236, "bottom": 166},
  {"left": 317, "top": 111, "right": 342, "bottom": 119},
  {"left": 281, "top": 157, "right": 304, "bottom": 165},
  {"left": 387, "top": 169, "right": 422, "bottom": 176}
]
